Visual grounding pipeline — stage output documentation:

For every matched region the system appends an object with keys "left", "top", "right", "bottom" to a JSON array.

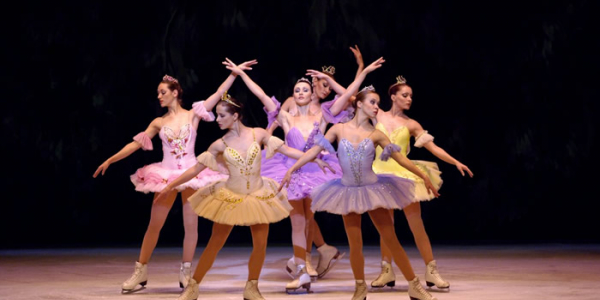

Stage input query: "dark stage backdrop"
[{"left": 2, "top": 0, "right": 598, "bottom": 248}]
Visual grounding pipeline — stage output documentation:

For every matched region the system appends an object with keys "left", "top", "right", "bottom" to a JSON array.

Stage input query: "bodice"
[
  {"left": 222, "top": 142, "right": 263, "bottom": 193},
  {"left": 159, "top": 123, "right": 197, "bottom": 170},
  {"left": 373, "top": 123, "right": 410, "bottom": 174},
  {"left": 337, "top": 139, "right": 379, "bottom": 186}
]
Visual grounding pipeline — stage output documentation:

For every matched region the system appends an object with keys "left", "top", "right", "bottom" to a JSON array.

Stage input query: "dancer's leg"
[
  {"left": 368, "top": 208, "right": 416, "bottom": 280},
  {"left": 341, "top": 213, "right": 364, "bottom": 280},
  {"left": 191, "top": 222, "right": 233, "bottom": 282},
  {"left": 248, "top": 223, "right": 270, "bottom": 280},
  {"left": 180, "top": 188, "right": 198, "bottom": 263},
  {"left": 138, "top": 190, "right": 178, "bottom": 263}
]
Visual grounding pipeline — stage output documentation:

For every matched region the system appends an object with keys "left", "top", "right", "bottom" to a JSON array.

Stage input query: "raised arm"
[
  {"left": 349, "top": 45, "right": 364, "bottom": 80},
  {"left": 223, "top": 58, "right": 278, "bottom": 112},
  {"left": 317, "top": 57, "right": 385, "bottom": 117},
  {"left": 93, "top": 119, "right": 161, "bottom": 177}
]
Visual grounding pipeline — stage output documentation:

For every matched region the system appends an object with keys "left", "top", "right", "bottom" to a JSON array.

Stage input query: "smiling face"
[
  {"left": 356, "top": 91, "right": 381, "bottom": 118},
  {"left": 313, "top": 78, "right": 331, "bottom": 100},
  {"left": 157, "top": 83, "right": 179, "bottom": 107},
  {"left": 293, "top": 81, "right": 313, "bottom": 106},
  {"left": 391, "top": 85, "right": 413, "bottom": 111}
]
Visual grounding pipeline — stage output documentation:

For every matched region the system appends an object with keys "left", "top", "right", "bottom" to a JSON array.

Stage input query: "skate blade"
[
  {"left": 426, "top": 282, "right": 451, "bottom": 292},
  {"left": 121, "top": 285, "right": 146, "bottom": 294},
  {"left": 285, "top": 283, "right": 312, "bottom": 294}
]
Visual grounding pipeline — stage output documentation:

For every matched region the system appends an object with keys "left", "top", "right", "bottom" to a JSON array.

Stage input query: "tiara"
[
  {"left": 221, "top": 91, "right": 241, "bottom": 108},
  {"left": 163, "top": 74, "right": 178, "bottom": 83},
  {"left": 395, "top": 75, "right": 407, "bottom": 85},
  {"left": 388, "top": 75, "right": 407, "bottom": 95},
  {"left": 322, "top": 65, "right": 336, "bottom": 76},
  {"left": 296, "top": 77, "right": 312, "bottom": 85},
  {"left": 359, "top": 85, "right": 376, "bottom": 93}
]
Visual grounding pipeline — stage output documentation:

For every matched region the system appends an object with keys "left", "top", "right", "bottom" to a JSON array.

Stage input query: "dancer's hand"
[
  {"left": 154, "top": 187, "right": 172, "bottom": 204},
  {"left": 456, "top": 162, "right": 474, "bottom": 177},
  {"left": 423, "top": 177, "right": 440, "bottom": 198},
  {"left": 349, "top": 45, "right": 364, "bottom": 67},
  {"left": 279, "top": 170, "right": 293, "bottom": 192},
  {"left": 238, "top": 59, "right": 258, "bottom": 71},
  {"left": 305, "top": 69, "right": 329, "bottom": 80},
  {"left": 315, "top": 158, "right": 335, "bottom": 175},
  {"left": 93, "top": 161, "right": 110, "bottom": 177},
  {"left": 223, "top": 58, "right": 256, "bottom": 75},
  {"left": 363, "top": 57, "right": 385, "bottom": 74}
]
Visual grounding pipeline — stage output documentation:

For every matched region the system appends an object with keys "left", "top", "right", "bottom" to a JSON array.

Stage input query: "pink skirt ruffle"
[{"left": 130, "top": 162, "right": 228, "bottom": 193}]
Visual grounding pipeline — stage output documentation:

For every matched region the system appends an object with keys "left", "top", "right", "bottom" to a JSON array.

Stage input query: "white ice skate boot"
[
  {"left": 425, "top": 260, "right": 450, "bottom": 289},
  {"left": 243, "top": 280, "right": 266, "bottom": 300},
  {"left": 121, "top": 261, "right": 148, "bottom": 294},
  {"left": 408, "top": 277, "right": 437, "bottom": 300},
  {"left": 179, "top": 262, "right": 192, "bottom": 288},
  {"left": 370, "top": 260, "right": 395, "bottom": 288},
  {"left": 352, "top": 279, "right": 368, "bottom": 300},
  {"left": 177, "top": 278, "right": 199, "bottom": 300},
  {"left": 285, "top": 256, "right": 296, "bottom": 279},
  {"left": 305, "top": 252, "right": 318, "bottom": 282},
  {"left": 315, "top": 244, "right": 345, "bottom": 278},
  {"left": 285, "top": 264, "right": 311, "bottom": 294}
]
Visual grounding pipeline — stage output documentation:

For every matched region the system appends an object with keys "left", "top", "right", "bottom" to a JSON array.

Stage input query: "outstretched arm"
[
  {"left": 93, "top": 119, "right": 160, "bottom": 177},
  {"left": 423, "top": 142, "right": 473, "bottom": 177},
  {"left": 411, "top": 121, "right": 473, "bottom": 177},
  {"left": 223, "top": 58, "right": 278, "bottom": 112}
]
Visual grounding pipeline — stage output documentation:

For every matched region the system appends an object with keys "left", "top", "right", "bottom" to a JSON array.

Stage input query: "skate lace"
[
  {"left": 125, "top": 268, "right": 143, "bottom": 284},
  {"left": 374, "top": 265, "right": 390, "bottom": 281},
  {"left": 411, "top": 281, "right": 434, "bottom": 299}
]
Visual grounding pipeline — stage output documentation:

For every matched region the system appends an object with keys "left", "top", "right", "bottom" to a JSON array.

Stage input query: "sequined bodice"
[
  {"left": 338, "top": 139, "right": 378, "bottom": 186},
  {"left": 159, "top": 123, "right": 197, "bottom": 170},
  {"left": 222, "top": 142, "right": 263, "bottom": 193}
]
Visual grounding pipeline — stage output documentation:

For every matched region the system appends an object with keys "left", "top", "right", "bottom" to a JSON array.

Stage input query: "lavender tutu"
[
  {"left": 261, "top": 123, "right": 342, "bottom": 200},
  {"left": 311, "top": 138, "right": 415, "bottom": 215}
]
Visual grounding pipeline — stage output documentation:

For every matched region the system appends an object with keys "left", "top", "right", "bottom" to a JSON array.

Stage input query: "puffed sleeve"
[
  {"left": 265, "top": 136, "right": 285, "bottom": 159},
  {"left": 196, "top": 151, "right": 220, "bottom": 171},
  {"left": 321, "top": 95, "right": 354, "bottom": 124},
  {"left": 133, "top": 132, "right": 153, "bottom": 151},
  {"left": 414, "top": 130, "right": 434, "bottom": 148},
  {"left": 263, "top": 96, "right": 281, "bottom": 128},
  {"left": 380, "top": 144, "right": 401, "bottom": 161},
  {"left": 313, "top": 133, "right": 336, "bottom": 154},
  {"left": 192, "top": 101, "right": 216, "bottom": 122}
]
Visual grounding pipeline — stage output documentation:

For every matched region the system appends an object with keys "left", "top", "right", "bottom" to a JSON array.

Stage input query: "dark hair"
[
  {"left": 161, "top": 79, "right": 184, "bottom": 104},
  {"left": 388, "top": 83, "right": 410, "bottom": 97},
  {"left": 352, "top": 90, "right": 378, "bottom": 110},
  {"left": 217, "top": 96, "right": 244, "bottom": 121}
]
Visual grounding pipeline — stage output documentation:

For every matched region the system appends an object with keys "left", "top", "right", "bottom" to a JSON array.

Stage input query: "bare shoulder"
[
  {"left": 149, "top": 117, "right": 164, "bottom": 130},
  {"left": 209, "top": 138, "right": 226, "bottom": 152},
  {"left": 252, "top": 127, "right": 269, "bottom": 140},
  {"left": 406, "top": 118, "right": 424, "bottom": 135}
]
